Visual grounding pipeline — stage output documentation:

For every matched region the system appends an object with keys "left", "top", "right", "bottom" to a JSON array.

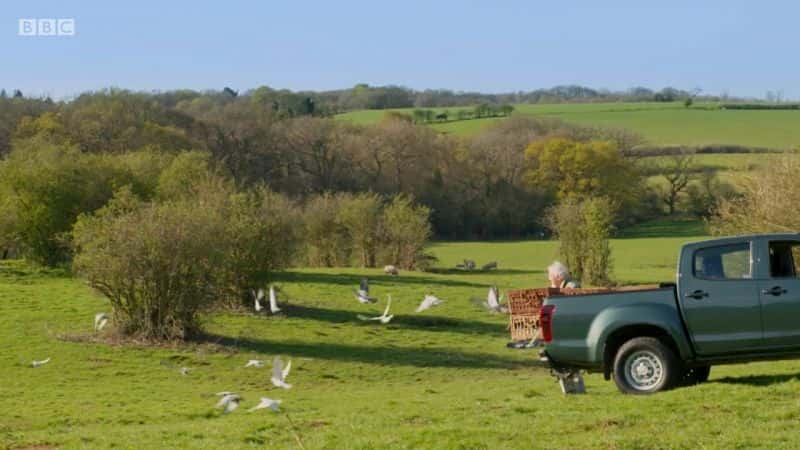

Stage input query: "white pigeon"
[
  {"left": 357, "top": 295, "right": 394, "bottom": 324},
  {"left": 384, "top": 265, "right": 399, "bottom": 276},
  {"left": 253, "top": 289, "right": 265, "bottom": 312},
  {"left": 355, "top": 278, "right": 377, "bottom": 304},
  {"left": 415, "top": 294, "right": 443, "bottom": 313},
  {"left": 94, "top": 313, "right": 109, "bottom": 331},
  {"left": 180, "top": 367, "right": 190, "bottom": 376},
  {"left": 245, "top": 359, "right": 264, "bottom": 368},
  {"left": 268, "top": 286, "right": 281, "bottom": 314},
  {"left": 482, "top": 285, "right": 507, "bottom": 313},
  {"left": 271, "top": 356, "right": 293, "bottom": 389},
  {"left": 248, "top": 397, "right": 282, "bottom": 412},
  {"left": 216, "top": 393, "right": 241, "bottom": 414},
  {"left": 31, "top": 357, "right": 51, "bottom": 368}
]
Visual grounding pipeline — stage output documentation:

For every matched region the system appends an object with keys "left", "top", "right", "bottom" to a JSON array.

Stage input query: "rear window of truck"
[{"left": 693, "top": 243, "right": 751, "bottom": 280}]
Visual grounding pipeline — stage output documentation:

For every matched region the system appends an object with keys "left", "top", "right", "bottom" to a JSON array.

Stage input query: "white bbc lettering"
[
  {"left": 38, "top": 19, "right": 57, "bottom": 36},
  {"left": 18, "top": 18, "right": 75, "bottom": 36},
  {"left": 18, "top": 19, "right": 36, "bottom": 36},
  {"left": 57, "top": 19, "right": 75, "bottom": 36}
]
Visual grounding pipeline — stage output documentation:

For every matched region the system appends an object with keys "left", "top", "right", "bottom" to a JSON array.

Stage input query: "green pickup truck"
[{"left": 541, "top": 234, "right": 800, "bottom": 394}]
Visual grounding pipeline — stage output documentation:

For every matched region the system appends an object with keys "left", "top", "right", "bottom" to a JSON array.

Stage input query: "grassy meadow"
[
  {"left": 336, "top": 102, "right": 800, "bottom": 149},
  {"left": 7, "top": 220, "right": 800, "bottom": 449}
]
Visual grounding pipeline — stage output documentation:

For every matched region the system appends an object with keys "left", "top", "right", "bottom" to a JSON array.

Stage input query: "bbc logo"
[{"left": 18, "top": 18, "right": 75, "bottom": 36}]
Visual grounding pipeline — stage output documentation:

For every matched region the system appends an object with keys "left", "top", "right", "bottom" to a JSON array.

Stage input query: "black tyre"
[
  {"left": 612, "top": 337, "right": 680, "bottom": 394},
  {"left": 682, "top": 365, "right": 711, "bottom": 385}
]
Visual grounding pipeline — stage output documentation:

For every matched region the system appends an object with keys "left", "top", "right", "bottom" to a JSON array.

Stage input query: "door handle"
[
  {"left": 761, "top": 286, "right": 787, "bottom": 296},
  {"left": 684, "top": 290, "right": 709, "bottom": 300}
]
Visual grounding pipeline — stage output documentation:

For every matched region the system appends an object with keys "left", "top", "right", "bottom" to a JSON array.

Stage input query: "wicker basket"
[{"left": 509, "top": 315, "right": 540, "bottom": 341}]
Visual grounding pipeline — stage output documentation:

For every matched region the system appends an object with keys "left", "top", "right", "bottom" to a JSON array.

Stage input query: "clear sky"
[{"left": 2, "top": 0, "right": 798, "bottom": 99}]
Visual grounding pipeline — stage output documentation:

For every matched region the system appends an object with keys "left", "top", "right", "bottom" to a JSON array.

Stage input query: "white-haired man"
[{"left": 548, "top": 261, "right": 580, "bottom": 289}]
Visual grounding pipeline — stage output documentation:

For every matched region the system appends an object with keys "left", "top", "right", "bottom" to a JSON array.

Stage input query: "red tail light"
[{"left": 539, "top": 304, "right": 556, "bottom": 342}]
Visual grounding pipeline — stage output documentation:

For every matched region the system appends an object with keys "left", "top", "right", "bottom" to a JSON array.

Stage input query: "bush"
[
  {"left": 336, "top": 192, "right": 383, "bottom": 267},
  {"left": 380, "top": 195, "right": 433, "bottom": 270},
  {"left": 0, "top": 138, "right": 132, "bottom": 265},
  {"left": 219, "top": 186, "right": 300, "bottom": 304},
  {"left": 302, "top": 193, "right": 350, "bottom": 267},
  {"left": 72, "top": 196, "right": 226, "bottom": 340},
  {"left": 547, "top": 197, "right": 615, "bottom": 286},
  {"left": 710, "top": 156, "right": 800, "bottom": 235}
]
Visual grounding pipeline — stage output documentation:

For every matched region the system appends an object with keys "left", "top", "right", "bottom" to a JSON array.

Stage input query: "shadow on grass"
[
  {"left": 713, "top": 373, "right": 800, "bottom": 386},
  {"left": 425, "top": 268, "right": 543, "bottom": 276},
  {"left": 276, "top": 271, "right": 488, "bottom": 289},
  {"left": 285, "top": 304, "right": 507, "bottom": 337},
  {"left": 195, "top": 332, "right": 542, "bottom": 370}
]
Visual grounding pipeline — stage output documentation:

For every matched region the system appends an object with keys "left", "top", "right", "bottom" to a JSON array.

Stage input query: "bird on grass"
[
  {"left": 268, "top": 286, "right": 282, "bottom": 314},
  {"left": 253, "top": 289, "right": 265, "bottom": 312},
  {"left": 384, "top": 265, "right": 399, "bottom": 276},
  {"left": 216, "top": 392, "right": 241, "bottom": 414},
  {"left": 94, "top": 313, "right": 109, "bottom": 331},
  {"left": 416, "top": 294, "right": 443, "bottom": 313},
  {"left": 245, "top": 359, "right": 264, "bottom": 368},
  {"left": 180, "top": 367, "right": 190, "bottom": 376},
  {"left": 31, "top": 357, "right": 51, "bottom": 368},
  {"left": 482, "top": 285, "right": 507, "bottom": 313},
  {"left": 271, "top": 356, "right": 293, "bottom": 390},
  {"left": 463, "top": 259, "right": 476, "bottom": 271},
  {"left": 357, "top": 295, "right": 394, "bottom": 324},
  {"left": 355, "top": 278, "right": 377, "bottom": 304},
  {"left": 248, "top": 397, "right": 282, "bottom": 412},
  {"left": 481, "top": 261, "right": 498, "bottom": 271}
]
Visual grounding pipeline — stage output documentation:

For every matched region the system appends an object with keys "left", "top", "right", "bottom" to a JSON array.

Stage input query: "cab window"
[
  {"left": 693, "top": 243, "right": 751, "bottom": 280},
  {"left": 768, "top": 241, "right": 800, "bottom": 278}
]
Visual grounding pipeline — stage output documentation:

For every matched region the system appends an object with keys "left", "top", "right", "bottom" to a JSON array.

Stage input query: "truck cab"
[{"left": 541, "top": 233, "right": 800, "bottom": 394}]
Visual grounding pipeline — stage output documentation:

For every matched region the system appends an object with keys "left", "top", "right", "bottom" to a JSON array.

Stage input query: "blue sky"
[{"left": 2, "top": 0, "right": 798, "bottom": 99}]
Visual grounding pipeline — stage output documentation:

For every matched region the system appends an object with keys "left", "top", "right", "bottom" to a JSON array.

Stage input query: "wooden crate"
[{"left": 509, "top": 314, "right": 539, "bottom": 341}]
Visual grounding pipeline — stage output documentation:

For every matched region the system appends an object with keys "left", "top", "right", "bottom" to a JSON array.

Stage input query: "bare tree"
[{"left": 661, "top": 151, "right": 694, "bottom": 215}]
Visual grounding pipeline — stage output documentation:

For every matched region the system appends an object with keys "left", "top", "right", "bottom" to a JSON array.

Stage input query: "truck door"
[
  {"left": 679, "top": 241, "right": 761, "bottom": 355},
  {"left": 758, "top": 240, "right": 800, "bottom": 349}
]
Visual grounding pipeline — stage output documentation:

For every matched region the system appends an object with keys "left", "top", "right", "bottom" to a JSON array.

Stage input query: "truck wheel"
[{"left": 612, "top": 337, "right": 680, "bottom": 394}]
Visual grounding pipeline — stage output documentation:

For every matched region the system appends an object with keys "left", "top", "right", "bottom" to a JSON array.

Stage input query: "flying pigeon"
[
  {"left": 481, "top": 261, "right": 498, "bottom": 271},
  {"left": 268, "top": 286, "right": 281, "bottom": 314},
  {"left": 180, "top": 367, "right": 190, "bottom": 376},
  {"left": 271, "top": 356, "right": 293, "bottom": 389},
  {"left": 216, "top": 393, "right": 241, "bottom": 414},
  {"left": 248, "top": 397, "right": 282, "bottom": 412},
  {"left": 245, "top": 359, "right": 264, "bottom": 368},
  {"left": 94, "top": 313, "right": 109, "bottom": 331},
  {"left": 482, "top": 285, "right": 507, "bottom": 313},
  {"left": 253, "top": 289, "right": 265, "bottom": 312},
  {"left": 384, "top": 265, "right": 399, "bottom": 276},
  {"left": 31, "top": 357, "right": 51, "bottom": 368},
  {"left": 355, "top": 278, "right": 377, "bottom": 304},
  {"left": 416, "top": 294, "right": 443, "bottom": 313},
  {"left": 357, "top": 295, "right": 394, "bottom": 324}
]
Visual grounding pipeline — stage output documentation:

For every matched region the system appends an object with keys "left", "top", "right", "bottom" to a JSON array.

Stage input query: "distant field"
[{"left": 337, "top": 102, "right": 800, "bottom": 149}]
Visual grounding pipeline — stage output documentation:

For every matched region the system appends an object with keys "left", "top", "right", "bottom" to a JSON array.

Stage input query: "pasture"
[
  {"left": 336, "top": 102, "right": 800, "bottom": 149},
  {"left": 6, "top": 224, "right": 800, "bottom": 449}
]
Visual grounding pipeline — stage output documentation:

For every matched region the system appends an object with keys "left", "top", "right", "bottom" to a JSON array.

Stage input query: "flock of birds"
[{"left": 29, "top": 262, "right": 510, "bottom": 416}]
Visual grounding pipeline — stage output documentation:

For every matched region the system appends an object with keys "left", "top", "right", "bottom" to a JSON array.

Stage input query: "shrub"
[
  {"left": 218, "top": 186, "right": 300, "bottom": 304},
  {"left": 336, "top": 192, "right": 382, "bottom": 267},
  {"left": 302, "top": 193, "right": 350, "bottom": 267},
  {"left": 72, "top": 196, "right": 227, "bottom": 340},
  {"left": 547, "top": 197, "right": 615, "bottom": 286},
  {"left": 0, "top": 138, "right": 131, "bottom": 265},
  {"left": 380, "top": 195, "right": 433, "bottom": 270},
  {"left": 710, "top": 156, "right": 800, "bottom": 235}
]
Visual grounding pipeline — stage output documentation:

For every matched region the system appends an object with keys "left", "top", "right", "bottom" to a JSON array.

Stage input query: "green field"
[
  {"left": 8, "top": 225, "right": 800, "bottom": 449},
  {"left": 337, "top": 102, "right": 800, "bottom": 149}
]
